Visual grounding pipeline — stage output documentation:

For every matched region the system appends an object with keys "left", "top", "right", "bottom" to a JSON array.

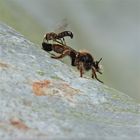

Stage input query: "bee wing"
[{"left": 54, "top": 18, "right": 69, "bottom": 33}]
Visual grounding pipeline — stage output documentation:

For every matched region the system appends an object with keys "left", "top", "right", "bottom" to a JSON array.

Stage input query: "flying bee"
[
  {"left": 43, "top": 31, "right": 73, "bottom": 45},
  {"left": 42, "top": 42, "right": 103, "bottom": 83}
]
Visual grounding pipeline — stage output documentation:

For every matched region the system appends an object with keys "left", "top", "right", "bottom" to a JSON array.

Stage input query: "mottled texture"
[{"left": 0, "top": 23, "right": 140, "bottom": 140}]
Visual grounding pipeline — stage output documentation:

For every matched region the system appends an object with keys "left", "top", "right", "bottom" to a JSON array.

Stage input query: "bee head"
[{"left": 94, "top": 58, "right": 103, "bottom": 74}]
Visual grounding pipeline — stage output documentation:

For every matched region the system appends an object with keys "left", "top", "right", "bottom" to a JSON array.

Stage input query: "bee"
[
  {"left": 42, "top": 42, "right": 103, "bottom": 83},
  {"left": 42, "top": 42, "right": 77, "bottom": 66},
  {"left": 43, "top": 31, "right": 73, "bottom": 45}
]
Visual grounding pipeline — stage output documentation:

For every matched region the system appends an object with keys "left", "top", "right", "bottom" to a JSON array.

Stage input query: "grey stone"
[{"left": 0, "top": 23, "right": 140, "bottom": 140}]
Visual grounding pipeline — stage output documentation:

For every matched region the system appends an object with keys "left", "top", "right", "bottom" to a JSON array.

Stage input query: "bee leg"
[
  {"left": 59, "top": 38, "right": 64, "bottom": 45},
  {"left": 54, "top": 39, "right": 63, "bottom": 45},
  {"left": 92, "top": 72, "right": 95, "bottom": 79},
  {"left": 71, "top": 57, "right": 76, "bottom": 66},
  {"left": 51, "top": 50, "right": 70, "bottom": 59},
  {"left": 77, "top": 62, "right": 84, "bottom": 77},
  {"left": 80, "top": 68, "right": 83, "bottom": 77},
  {"left": 58, "top": 38, "right": 66, "bottom": 45},
  {"left": 92, "top": 67, "right": 103, "bottom": 83},
  {"left": 62, "top": 38, "right": 66, "bottom": 45}
]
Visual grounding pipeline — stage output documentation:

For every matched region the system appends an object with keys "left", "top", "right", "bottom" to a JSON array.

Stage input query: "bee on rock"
[{"left": 42, "top": 42, "right": 103, "bottom": 83}]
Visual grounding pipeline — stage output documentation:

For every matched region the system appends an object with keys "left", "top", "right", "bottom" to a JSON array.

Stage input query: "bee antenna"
[
  {"left": 97, "top": 58, "right": 102, "bottom": 64},
  {"left": 70, "top": 33, "right": 73, "bottom": 38}
]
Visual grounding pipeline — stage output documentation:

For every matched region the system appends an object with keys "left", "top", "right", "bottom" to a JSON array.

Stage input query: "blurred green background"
[{"left": 0, "top": 0, "right": 140, "bottom": 102}]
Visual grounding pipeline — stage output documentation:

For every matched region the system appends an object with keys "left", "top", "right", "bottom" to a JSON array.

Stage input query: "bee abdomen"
[
  {"left": 42, "top": 42, "right": 52, "bottom": 52},
  {"left": 57, "top": 31, "right": 73, "bottom": 39}
]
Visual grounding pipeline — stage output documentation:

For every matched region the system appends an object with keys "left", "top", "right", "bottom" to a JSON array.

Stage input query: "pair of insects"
[{"left": 42, "top": 31, "right": 103, "bottom": 83}]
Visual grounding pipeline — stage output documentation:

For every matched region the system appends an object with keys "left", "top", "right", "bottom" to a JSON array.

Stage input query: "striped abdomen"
[{"left": 57, "top": 31, "right": 73, "bottom": 39}]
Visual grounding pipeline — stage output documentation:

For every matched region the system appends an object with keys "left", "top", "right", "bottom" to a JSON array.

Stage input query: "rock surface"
[{"left": 0, "top": 23, "right": 140, "bottom": 140}]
